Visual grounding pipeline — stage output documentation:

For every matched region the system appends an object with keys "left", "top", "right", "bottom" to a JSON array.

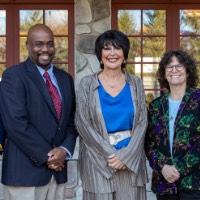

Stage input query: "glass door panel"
[
  {"left": 45, "top": 10, "right": 68, "bottom": 35},
  {"left": 128, "top": 37, "right": 141, "bottom": 62},
  {"left": 125, "top": 63, "right": 141, "bottom": 78},
  {"left": 143, "top": 63, "right": 159, "bottom": 90},
  {"left": 117, "top": 9, "right": 166, "bottom": 95},
  {"left": 143, "top": 10, "right": 166, "bottom": 35},
  {"left": 113, "top": 4, "right": 200, "bottom": 101},
  {"left": 0, "top": 10, "right": 6, "bottom": 79},
  {"left": 20, "top": 10, "right": 43, "bottom": 35},
  {"left": 180, "top": 10, "right": 200, "bottom": 62},
  {"left": 180, "top": 10, "right": 200, "bottom": 35},
  {"left": 180, "top": 36, "right": 200, "bottom": 61},
  {"left": 143, "top": 37, "right": 166, "bottom": 58},
  {"left": 118, "top": 10, "right": 141, "bottom": 35}
]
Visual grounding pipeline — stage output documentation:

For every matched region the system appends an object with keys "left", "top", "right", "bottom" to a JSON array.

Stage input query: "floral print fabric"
[{"left": 145, "top": 88, "right": 200, "bottom": 195}]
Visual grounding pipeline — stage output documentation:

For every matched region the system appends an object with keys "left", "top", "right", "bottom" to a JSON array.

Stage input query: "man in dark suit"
[{"left": 0, "top": 24, "right": 78, "bottom": 200}]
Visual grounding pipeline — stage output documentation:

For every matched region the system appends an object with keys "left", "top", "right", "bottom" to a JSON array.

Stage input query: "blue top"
[
  {"left": 168, "top": 97, "right": 182, "bottom": 154},
  {"left": 98, "top": 81, "right": 134, "bottom": 149}
]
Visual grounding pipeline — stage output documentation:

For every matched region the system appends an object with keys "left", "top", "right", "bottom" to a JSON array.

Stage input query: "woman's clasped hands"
[{"left": 107, "top": 154, "right": 126, "bottom": 171}]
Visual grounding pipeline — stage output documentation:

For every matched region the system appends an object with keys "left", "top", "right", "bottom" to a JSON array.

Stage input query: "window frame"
[
  {"left": 112, "top": 0, "right": 200, "bottom": 3},
  {"left": 0, "top": 2, "right": 74, "bottom": 76},
  {"left": 112, "top": 3, "right": 200, "bottom": 94}
]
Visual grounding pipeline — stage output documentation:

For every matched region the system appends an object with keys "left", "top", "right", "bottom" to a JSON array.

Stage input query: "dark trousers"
[
  {"left": 157, "top": 194, "right": 180, "bottom": 200},
  {"left": 179, "top": 190, "right": 200, "bottom": 200}
]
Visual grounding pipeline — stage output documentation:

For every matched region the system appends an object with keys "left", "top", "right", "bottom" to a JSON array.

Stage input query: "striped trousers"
[{"left": 83, "top": 170, "right": 146, "bottom": 200}]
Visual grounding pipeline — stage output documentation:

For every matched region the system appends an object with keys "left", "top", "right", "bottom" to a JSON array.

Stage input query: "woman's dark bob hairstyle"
[
  {"left": 157, "top": 49, "right": 199, "bottom": 90},
  {"left": 95, "top": 30, "right": 130, "bottom": 69}
]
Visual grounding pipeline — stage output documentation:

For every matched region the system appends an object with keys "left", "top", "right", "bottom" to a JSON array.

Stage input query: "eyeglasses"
[{"left": 165, "top": 64, "right": 184, "bottom": 72}]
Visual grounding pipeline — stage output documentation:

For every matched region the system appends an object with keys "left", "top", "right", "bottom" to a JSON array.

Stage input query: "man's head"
[{"left": 26, "top": 24, "right": 55, "bottom": 70}]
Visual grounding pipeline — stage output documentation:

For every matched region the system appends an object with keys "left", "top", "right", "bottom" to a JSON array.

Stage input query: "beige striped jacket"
[{"left": 75, "top": 72, "right": 148, "bottom": 193}]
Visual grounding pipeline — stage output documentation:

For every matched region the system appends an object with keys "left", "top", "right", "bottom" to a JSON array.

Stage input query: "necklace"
[
  {"left": 169, "top": 98, "right": 181, "bottom": 121},
  {"left": 101, "top": 72, "right": 124, "bottom": 89}
]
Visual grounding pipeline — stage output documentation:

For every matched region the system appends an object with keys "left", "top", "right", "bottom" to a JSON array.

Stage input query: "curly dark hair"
[
  {"left": 157, "top": 50, "right": 199, "bottom": 90},
  {"left": 94, "top": 30, "right": 130, "bottom": 69}
]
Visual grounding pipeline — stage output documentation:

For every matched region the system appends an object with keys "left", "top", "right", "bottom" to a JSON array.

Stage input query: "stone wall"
[
  {"left": 75, "top": 0, "right": 111, "bottom": 87},
  {"left": 64, "top": 1, "right": 112, "bottom": 198}
]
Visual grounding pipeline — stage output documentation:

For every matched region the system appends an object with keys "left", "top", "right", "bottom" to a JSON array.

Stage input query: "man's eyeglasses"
[{"left": 165, "top": 64, "right": 184, "bottom": 72}]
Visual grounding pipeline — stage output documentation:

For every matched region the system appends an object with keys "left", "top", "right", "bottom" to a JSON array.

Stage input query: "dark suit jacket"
[
  {"left": 0, "top": 58, "right": 78, "bottom": 186},
  {"left": 75, "top": 73, "right": 148, "bottom": 193}
]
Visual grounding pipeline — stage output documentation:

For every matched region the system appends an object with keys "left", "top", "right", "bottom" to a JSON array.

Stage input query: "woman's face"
[
  {"left": 165, "top": 56, "right": 187, "bottom": 88},
  {"left": 101, "top": 44, "right": 124, "bottom": 70}
]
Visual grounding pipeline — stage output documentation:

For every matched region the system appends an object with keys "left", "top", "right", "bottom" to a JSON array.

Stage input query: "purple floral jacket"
[{"left": 145, "top": 88, "right": 200, "bottom": 195}]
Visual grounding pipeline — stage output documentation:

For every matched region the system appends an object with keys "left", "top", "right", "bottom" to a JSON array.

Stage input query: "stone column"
[
  {"left": 75, "top": 0, "right": 111, "bottom": 87},
  {"left": 65, "top": 0, "right": 111, "bottom": 198}
]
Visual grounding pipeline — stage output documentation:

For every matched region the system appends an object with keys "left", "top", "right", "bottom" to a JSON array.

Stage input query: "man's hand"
[
  {"left": 161, "top": 164, "right": 180, "bottom": 183},
  {"left": 107, "top": 154, "right": 126, "bottom": 170},
  {"left": 47, "top": 147, "right": 67, "bottom": 172}
]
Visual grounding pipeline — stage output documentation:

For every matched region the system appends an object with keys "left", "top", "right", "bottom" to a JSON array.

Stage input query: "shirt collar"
[{"left": 36, "top": 64, "right": 54, "bottom": 77}]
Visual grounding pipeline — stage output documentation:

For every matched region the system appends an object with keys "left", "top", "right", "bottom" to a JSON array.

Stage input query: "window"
[
  {"left": 19, "top": 9, "right": 69, "bottom": 71},
  {"left": 0, "top": 2, "right": 74, "bottom": 78},
  {"left": 112, "top": 3, "right": 200, "bottom": 97},
  {"left": 0, "top": 10, "right": 6, "bottom": 78}
]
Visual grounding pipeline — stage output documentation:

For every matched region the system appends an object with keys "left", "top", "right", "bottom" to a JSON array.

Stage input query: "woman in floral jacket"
[{"left": 145, "top": 50, "right": 200, "bottom": 200}]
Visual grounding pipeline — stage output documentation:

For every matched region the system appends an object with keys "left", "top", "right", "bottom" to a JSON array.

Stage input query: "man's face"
[{"left": 26, "top": 29, "right": 55, "bottom": 70}]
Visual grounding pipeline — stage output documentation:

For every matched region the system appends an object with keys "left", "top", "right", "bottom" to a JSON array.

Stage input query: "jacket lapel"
[
  {"left": 162, "top": 88, "right": 194, "bottom": 137},
  {"left": 174, "top": 88, "right": 195, "bottom": 124},
  {"left": 25, "top": 58, "right": 58, "bottom": 121}
]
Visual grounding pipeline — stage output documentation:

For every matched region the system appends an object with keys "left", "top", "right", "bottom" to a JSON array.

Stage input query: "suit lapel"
[{"left": 25, "top": 58, "right": 58, "bottom": 121}]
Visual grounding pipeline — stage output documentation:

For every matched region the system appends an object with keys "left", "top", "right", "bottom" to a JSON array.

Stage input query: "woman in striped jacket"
[{"left": 75, "top": 30, "right": 148, "bottom": 200}]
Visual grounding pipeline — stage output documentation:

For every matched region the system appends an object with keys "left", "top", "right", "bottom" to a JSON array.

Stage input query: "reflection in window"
[
  {"left": 0, "top": 64, "right": 6, "bottom": 79},
  {"left": 143, "top": 10, "right": 166, "bottom": 35},
  {"left": 197, "top": 64, "right": 200, "bottom": 88},
  {"left": 54, "top": 37, "right": 68, "bottom": 62},
  {"left": 145, "top": 92, "right": 155, "bottom": 107},
  {"left": 118, "top": 10, "right": 141, "bottom": 35},
  {"left": 0, "top": 37, "right": 6, "bottom": 62},
  {"left": 180, "top": 10, "right": 200, "bottom": 62},
  {"left": 56, "top": 64, "right": 68, "bottom": 72},
  {"left": 180, "top": 10, "right": 200, "bottom": 35},
  {"left": 143, "top": 63, "right": 159, "bottom": 90},
  {"left": 180, "top": 36, "right": 200, "bottom": 62},
  {"left": 46, "top": 10, "right": 68, "bottom": 35},
  {"left": 0, "top": 10, "right": 6, "bottom": 68},
  {"left": 20, "top": 37, "right": 27, "bottom": 62},
  {"left": 143, "top": 37, "right": 165, "bottom": 58},
  {"left": 128, "top": 37, "right": 141, "bottom": 62},
  {"left": 124, "top": 64, "right": 141, "bottom": 78},
  {"left": 20, "top": 10, "right": 43, "bottom": 35},
  {"left": 0, "top": 10, "right": 6, "bottom": 35}
]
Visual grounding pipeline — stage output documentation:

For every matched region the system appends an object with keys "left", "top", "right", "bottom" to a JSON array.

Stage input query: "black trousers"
[
  {"left": 156, "top": 194, "right": 180, "bottom": 200},
  {"left": 178, "top": 190, "right": 200, "bottom": 200}
]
